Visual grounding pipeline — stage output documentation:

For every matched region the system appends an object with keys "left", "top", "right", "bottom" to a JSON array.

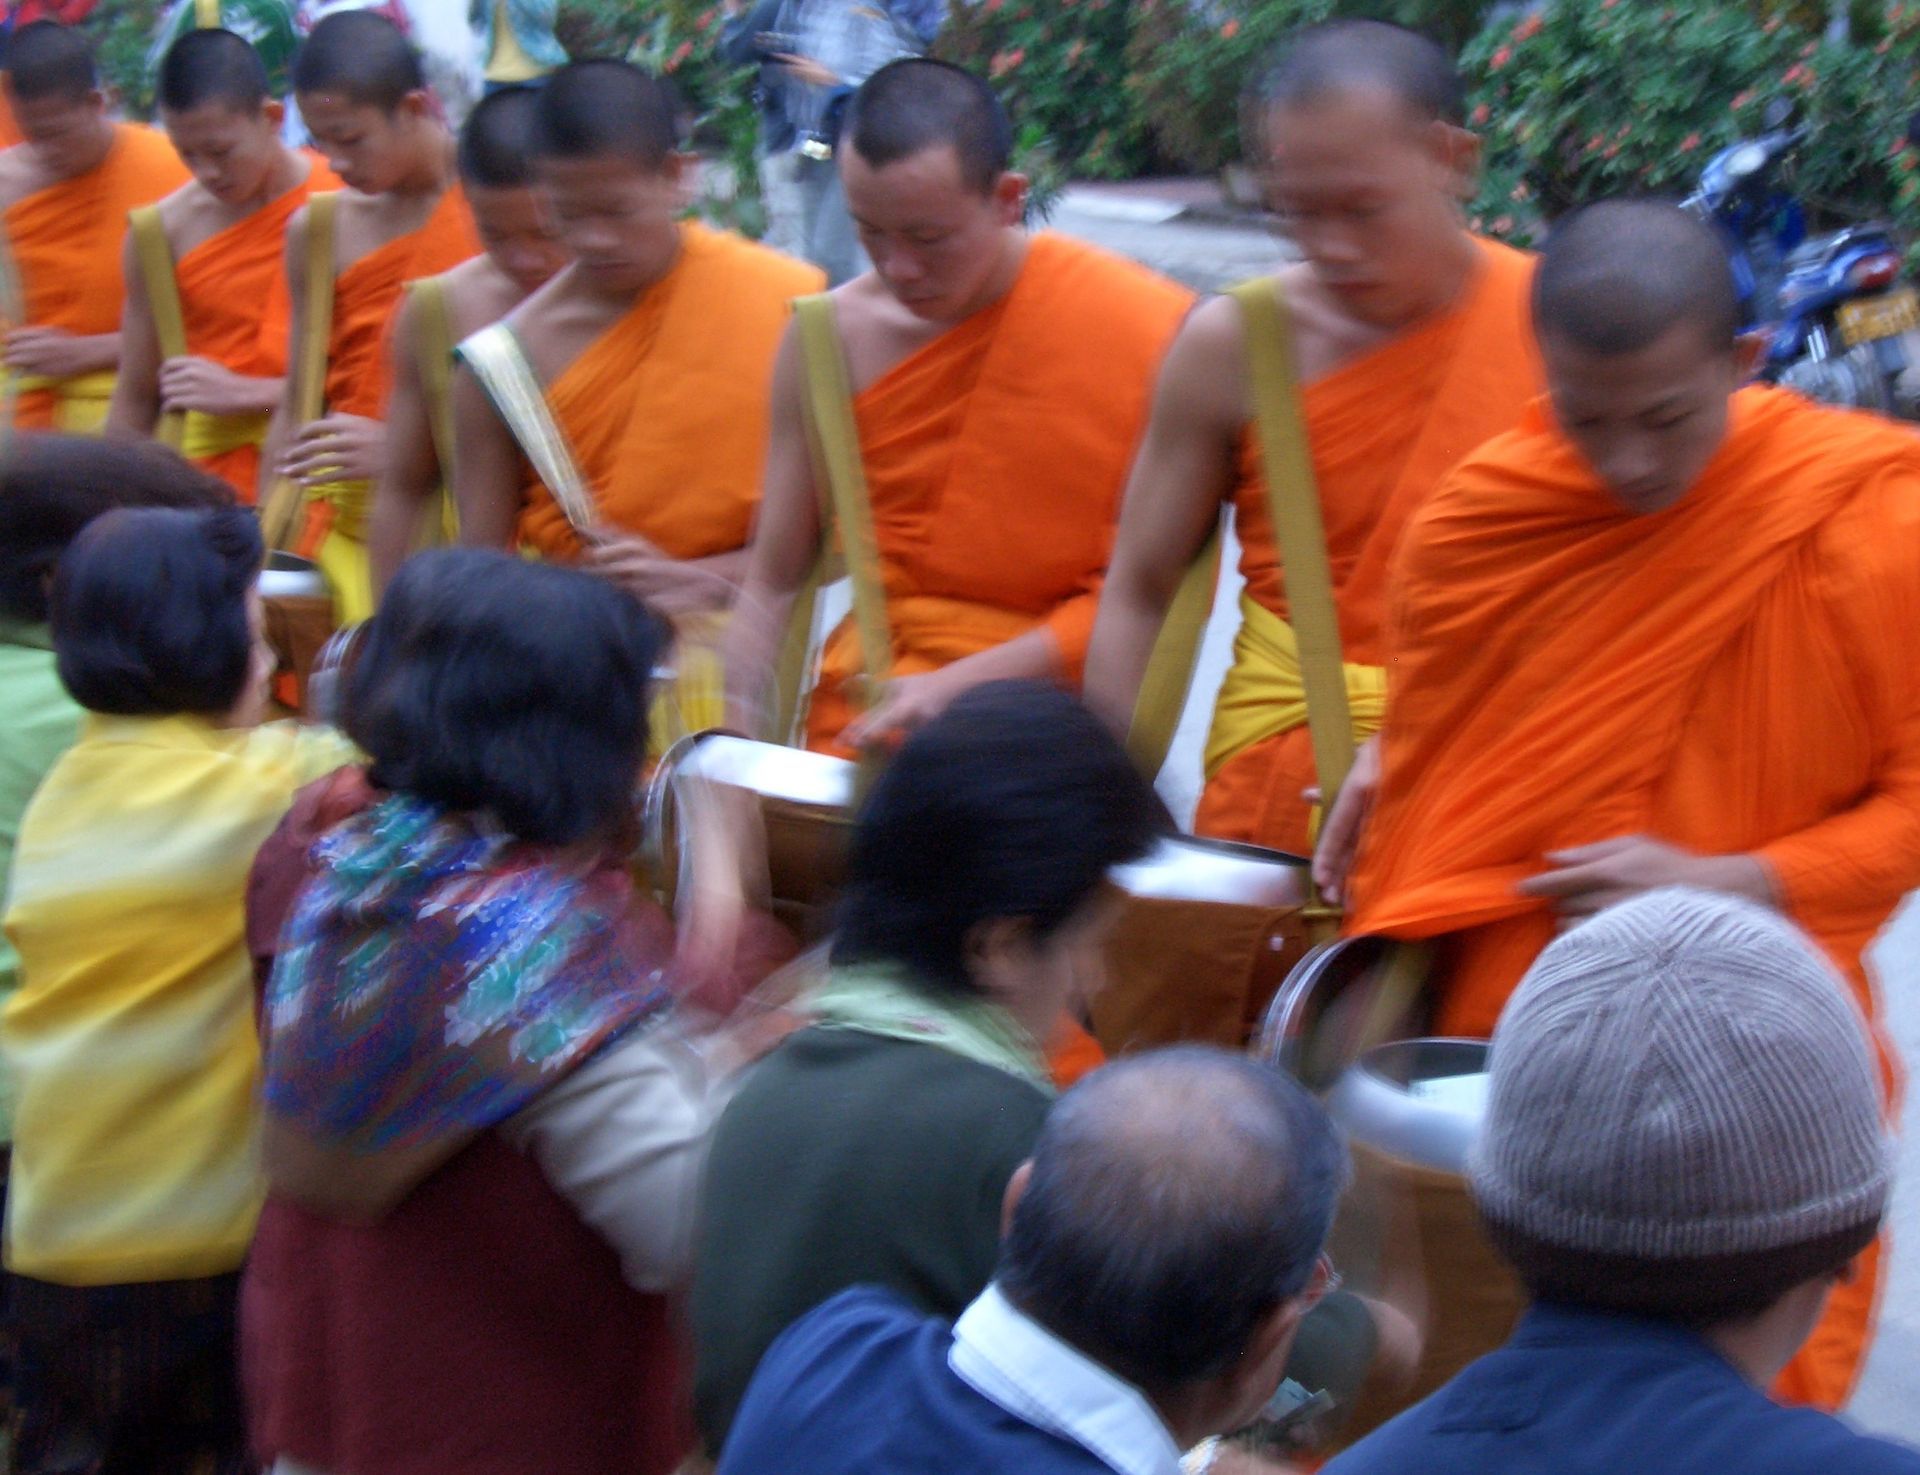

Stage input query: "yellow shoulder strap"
[
  {"left": 262, "top": 190, "right": 339, "bottom": 549},
  {"left": 130, "top": 205, "right": 188, "bottom": 450},
  {"left": 194, "top": 0, "right": 221, "bottom": 26},
  {"left": 1125, "top": 516, "right": 1224, "bottom": 778},
  {"left": 793, "top": 292, "right": 892, "bottom": 711},
  {"left": 455, "top": 319, "right": 598, "bottom": 531},
  {"left": 407, "top": 275, "right": 458, "bottom": 489},
  {"left": 1227, "top": 276, "right": 1356, "bottom": 807}
]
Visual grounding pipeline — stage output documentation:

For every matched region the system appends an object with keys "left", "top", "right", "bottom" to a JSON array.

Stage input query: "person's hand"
[
  {"left": 1310, "top": 735, "right": 1381, "bottom": 906},
  {"left": 773, "top": 52, "right": 838, "bottom": 87},
  {"left": 840, "top": 666, "right": 967, "bottom": 752},
  {"left": 580, "top": 530, "right": 734, "bottom": 617},
  {"left": 4, "top": 326, "right": 97, "bottom": 379},
  {"left": 280, "top": 413, "right": 386, "bottom": 487},
  {"left": 159, "top": 355, "right": 272, "bottom": 417},
  {"left": 1516, "top": 835, "right": 1775, "bottom": 921}
]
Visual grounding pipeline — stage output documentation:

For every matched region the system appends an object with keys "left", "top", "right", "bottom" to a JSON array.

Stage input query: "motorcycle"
[{"left": 1683, "top": 101, "right": 1920, "bottom": 418}]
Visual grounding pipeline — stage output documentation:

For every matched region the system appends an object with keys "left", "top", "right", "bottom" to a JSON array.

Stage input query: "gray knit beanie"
[{"left": 1469, "top": 888, "right": 1888, "bottom": 1311}]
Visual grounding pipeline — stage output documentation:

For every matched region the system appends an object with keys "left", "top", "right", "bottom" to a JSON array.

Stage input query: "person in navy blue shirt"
[
  {"left": 1326, "top": 889, "right": 1920, "bottom": 1475},
  {"left": 717, "top": 1046, "right": 1347, "bottom": 1475}
]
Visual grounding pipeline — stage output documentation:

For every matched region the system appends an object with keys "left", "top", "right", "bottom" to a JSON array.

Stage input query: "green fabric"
[
  {"left": 0, "top": 622, "right": 83, "bottom": 1143},
  {"left": 691, "top": 1027, "right": 1052, "bottom": 1449},
  {"left": 806, "top": 963, "right": 1054, "bottom": 1091}
]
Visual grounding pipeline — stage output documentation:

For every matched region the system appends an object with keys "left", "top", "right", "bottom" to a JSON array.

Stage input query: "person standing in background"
[{"left": 470, "top": 0, "right": 562, "bottom": 95}]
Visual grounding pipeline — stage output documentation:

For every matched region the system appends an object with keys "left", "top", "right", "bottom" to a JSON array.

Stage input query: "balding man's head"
[
  {"left": 999, "top": 1047, "right": 1344, "bottom": 1405},
  {"left": 1533, "top": 200, "right": 1752, "bottom": 515}
]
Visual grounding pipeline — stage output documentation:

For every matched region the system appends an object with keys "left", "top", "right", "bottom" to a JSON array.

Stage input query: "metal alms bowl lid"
[
  {"left": 1109, "top": 833, "right": 1309, "bottom": 907},
  {"left": 257, "top": 550, "right": 327, "bottom": 600},
  {"left": 1324, "top": 1037, "right": 1491, "bottom": 1176}
]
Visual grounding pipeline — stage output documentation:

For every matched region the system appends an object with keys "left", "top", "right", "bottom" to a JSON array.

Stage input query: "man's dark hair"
[
  {"left": 52, "top": 505, "right": 261, "bottom": 717},
  {"left": 291, "top": 10, "right": 424, "bottom": 111},
  {"left": 157, "top": 27, "right": 270, "bottom": 114},
  {"left": 0, "top": 436, "right": 231, "bottom": 624},
  {"left": 845, "top": 58, "right": 1013, "bottom": 194},
  {"left": 1534, "top": 198, "right": 1741, "bottom": 354},
  {"left": 830, "top": 680, "right": 1165, "bottom": 995},
  {"left": 343, "top": 549, "right": 670, "bottom": 847},
  {"left": 5, "top": 20, "right": 98, "bottom": 104},
  {"left": 1001, "top": 1047, "right": 1347, "bottom": 1388},
  {"left": 532, "top": 59, "right": 680, "bottom": 171},
  {"left": 457, "top": 82, "right": 541, "bottom": 187},
  {"left": 1253, "top": 19, "right": 1466, "bottom": 129}
]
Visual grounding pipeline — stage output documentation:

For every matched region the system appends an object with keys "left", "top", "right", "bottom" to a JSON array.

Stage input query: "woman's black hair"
[
  {"left": 52, "top": 505, "right": 261, "bottom": 717},
  {"left": 343, "top": 549, "right": 670, "bottom": 847},
  {"left": 830, "top": 680, "right": 1168, "bottom": 994}
]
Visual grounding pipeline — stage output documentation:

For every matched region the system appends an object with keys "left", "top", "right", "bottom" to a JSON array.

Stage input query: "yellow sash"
[
  {"left": 11, "top": 370, "right": 117, "bottom": 432},
  {"left": 1204, "top": 591, "right": 1385, "bottom": 779},
  {"left": 179, "top": 408, "right": 272, "bottom": 461}
]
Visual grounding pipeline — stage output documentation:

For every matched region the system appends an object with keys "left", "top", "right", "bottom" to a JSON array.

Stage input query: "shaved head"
[
  {"left": 1535, "top": 199, "right": 1740, "bottom": 354},
  {"left": 458, "top": 83, "right": 540, "bottom": 187},
  {"left": 6, "top": 20, "right": 96, "bottom": 104},
  {"left": 292, "top": 10, "right": 423, "bottom": 111},
  {"left": 533, "top": 59, "right": 679, "bottom": 171},
  {"left": 846, "top": 58, "right": 1012, "bottom": 195},
  {"left": 158, "top": 28, "right": 270, "bottom": 114},
  {"left": 1257, "top": 19, "right": 1466, "bottom": 129}
]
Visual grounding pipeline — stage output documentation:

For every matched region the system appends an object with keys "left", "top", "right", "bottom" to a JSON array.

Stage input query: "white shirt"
[{"left": 949, "top": 1283, "right": 1186, "bottom": 1475}]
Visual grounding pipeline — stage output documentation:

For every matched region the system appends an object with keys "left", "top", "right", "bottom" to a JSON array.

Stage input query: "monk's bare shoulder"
[
  {"left": 0, "top": 145, "right": 49, "bottom": 213},
  {"left": 441, "top": 254, "right": 524, "bottom": 339}
]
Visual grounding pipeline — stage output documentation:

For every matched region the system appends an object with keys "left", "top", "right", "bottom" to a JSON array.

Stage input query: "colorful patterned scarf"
[{"left": 263, "top": 794, "right": 673, "bottom": 1155}]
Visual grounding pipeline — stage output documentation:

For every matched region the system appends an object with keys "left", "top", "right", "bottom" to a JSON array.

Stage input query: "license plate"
[{"left": 1838, "top": 286, "right": 1920, "bottom": 346}]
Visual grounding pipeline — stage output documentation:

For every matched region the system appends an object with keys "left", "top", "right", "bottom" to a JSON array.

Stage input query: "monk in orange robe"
[
  {"left": 0, "top": 22, "right": 188, "bottom": 433},
  {"left": 264, "top": 10, "right": 478, "bottom": 623},
  {"left": 1086, "top": 22, "right": 1543, "bottom": 859},
  {"left": 107, "top": 29, "right": 337, "bottom": 502},
  {"left": 0, "top": 87, "right": 23, "bottom": 149},
  {"left": 1320, "top": 200, "right": 1920, "bottom": 1412},
  {"left": 722, "top": 59, "right": 1190, "bottom": 762}
]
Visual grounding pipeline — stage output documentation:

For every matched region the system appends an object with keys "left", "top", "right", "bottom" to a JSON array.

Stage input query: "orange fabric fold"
[
  {"left": 5, "top": 124, "right": 188, "bottom": 428},
  {"left": 805, "top": 233, "right": 1191, "bottom": 753},
  {"left": 173, "top": 155, "right": 340, "bottom": 497},
  {"left": 1350, "top": 386, "right": 1920, "bottom": 1409},
  {"left": 0, "top": 93, "right": 21, "bottom": 151},
  {"left": 519, "top": 222, "right": 822, "bottom": 559},
  {"left": 325, "top": 184, "right": 479, "bottom": 421},
  {"left": 1195, "top": 238, "right": 1541, "bottom": 856}
]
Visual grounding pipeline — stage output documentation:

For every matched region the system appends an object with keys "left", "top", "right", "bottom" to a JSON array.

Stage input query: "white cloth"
[
  {"left": 949, "top": 1283, "right": 1185, "bottom": 1475},
  {"left": 500, "top": 1022, "right": 721, "bottom": 1293}
]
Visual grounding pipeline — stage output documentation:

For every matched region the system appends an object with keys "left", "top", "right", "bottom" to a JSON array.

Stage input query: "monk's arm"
[
  {"left": 449, "top": 360, "right": 527, "bottom": 550},
  {"left": 369, "top": 294, "right": 440, "bottom": 596},
  {"left": 258, "top": 207, "right": 310, "bottom": 503},
  {"left": 722, "top": 326, "right": 821, "bottom": 738},
  {"left": 1084, "top": 301, "right": 1240, "bottom": 734},
  {"left": 102, "top": 231, "right": 162, "bottom": 439}
]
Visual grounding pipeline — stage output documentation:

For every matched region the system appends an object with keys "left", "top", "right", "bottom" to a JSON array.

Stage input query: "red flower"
[
  {"left": 1492, "top": 214, "right": 1515, "bottom": 233},
  {"left": 1471, "top": 102, "right": 1490, "bottom": 125},
  {"left": 989, "top": 46, "right": 1025, "bottom": 78},
  {"left": 667, "top": 38, "right": 692, "bottom": 69},
  {"left": 1512, "top": 13, "right": 1542, "bottom": 41},
  {"left": 1604, "top": 142, "right": 1620, "bottom": 159},
  {"left": 1679, "top": 132, "right": 1702, "bottom": 152},
  {"left": 1762, "top": 15, "right": 1781, "bottom": 32},
  {"left": 1732, "top": 89, "right": 1754, "bottom": 109},
  {"left": 1784, "top": 63, "right": 1814, "bottom": 88},
  {"left": 1490, "top": 44, "right": 1512, "bottom": 68},
  {"left": 1220, "top": 17, "right": 1239, "bottom": 37}
]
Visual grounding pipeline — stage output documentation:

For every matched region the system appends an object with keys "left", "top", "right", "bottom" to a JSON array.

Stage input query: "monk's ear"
[
  {"left": 396, "top": 88, "right": 433, "bottom": 125},
  {"left": 1427, "top": 120, "right": 1480, "bottom": 203},
  {"left": 1734, "top": 329, "right": 1769, "bottom": 382},
  {"left": 262, "top": 97, "right": 287, "bottom": 132},
  {"left": 991, "top": 170, "right": 1028, "bottom": 228}
]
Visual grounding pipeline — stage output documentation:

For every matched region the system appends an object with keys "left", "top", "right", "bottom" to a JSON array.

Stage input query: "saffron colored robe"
[
  {"left": 1350, "top": 385, "right": 1920, "bottom": 1411},
  {"left": 172, "top": 157, "right": 339, "bottom": 500},
  {"left": 1195, "top": 239, "right": 1541, "bottom": 857},
  {"left": 803, "top": 233, "right": 1193, "bottom": 755},
  {"left": 5, "top": 125, "right": 188, "bottom": 431},
  {"left": 518, "top": 222, "right": 822, "bottom": 561},
  {"left": 302, "top": 185, "right": 480, "bottom": 621}
]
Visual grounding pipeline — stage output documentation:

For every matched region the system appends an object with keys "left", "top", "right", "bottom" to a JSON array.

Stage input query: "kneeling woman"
[{"left": 242, "top": 550, "right": 788, "bottom": 1475}]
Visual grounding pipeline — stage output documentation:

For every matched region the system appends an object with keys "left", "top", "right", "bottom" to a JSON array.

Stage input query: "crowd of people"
[{"left": 0, "top": 4, "right": 1916, "bottom": 1474}]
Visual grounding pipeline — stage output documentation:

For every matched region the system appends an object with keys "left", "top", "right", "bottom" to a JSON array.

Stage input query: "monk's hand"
[
  {"left": 841, "top": 667, "right": 967, "bottom": 752},
  {"left": 281, "top": 413, "right": 386, "bottom": 487},
  {"left": 158, "top": 355, "right": 277, "bottom": 418},
  {"left": 5, "top": 325, "right": 101, "bottom": 379},
  {"left": 1517, "top": 836, "right": 1777, "bottom": 921},
  {"left": 1311, "top": 735, "right": 1382, "bottom": 906},
  {"left": 773, "top": 52, "right": 839, "bottom": 88},
  {"left": 581, "top": 533, "right": 730, "bottom": 616}
]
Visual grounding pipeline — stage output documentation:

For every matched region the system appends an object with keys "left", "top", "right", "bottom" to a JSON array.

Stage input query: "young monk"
[
  {"left": 452, "top": 60, "right": 821, "bottom": 624},
  {"left": 1319, "top": 199, "right": 1920, "bottom": 1414},
  {"left": 265, "top": 8, "right": 479, "bottom": 623},
  {"left": 106, "top": 28, "right": 337, "bottom": 503},
  {"left": 721, "top": 58, "right": 1192, "bottom": 758},
  {"left": 0, "top": 21, "right": 188, "bottom": 433},
  {"left": 1084, "top": 20, "right": 1542, "bottom": 857},
  {"left": 366, "top": 84, "right": 567, "bottom": 596}
]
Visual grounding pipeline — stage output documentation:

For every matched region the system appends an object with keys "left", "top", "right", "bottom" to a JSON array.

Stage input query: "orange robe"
[
  {"left": 804, "top": 233, "right": 1193, "bottom": 754},
  {"left": 301, "top": 184, "right": 480, "bottom": 622},
  {"left": 172, "top": 156, "right": 339, "bottom": 500},
  {"left": 518, "top": 222, "right": 823, "bottom": 560},
  {"left": 4, "top": 124, "right": 188, "bottom": 430},
  {"left": 1350, "top": 385, "right": 1920, "bottom": 1410},
  {"left": 0, "top": 92, "right": 21, "bottom": 150},
  {"left": 1194, "top": 239, "right": 1541, "bottom": 857}
]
